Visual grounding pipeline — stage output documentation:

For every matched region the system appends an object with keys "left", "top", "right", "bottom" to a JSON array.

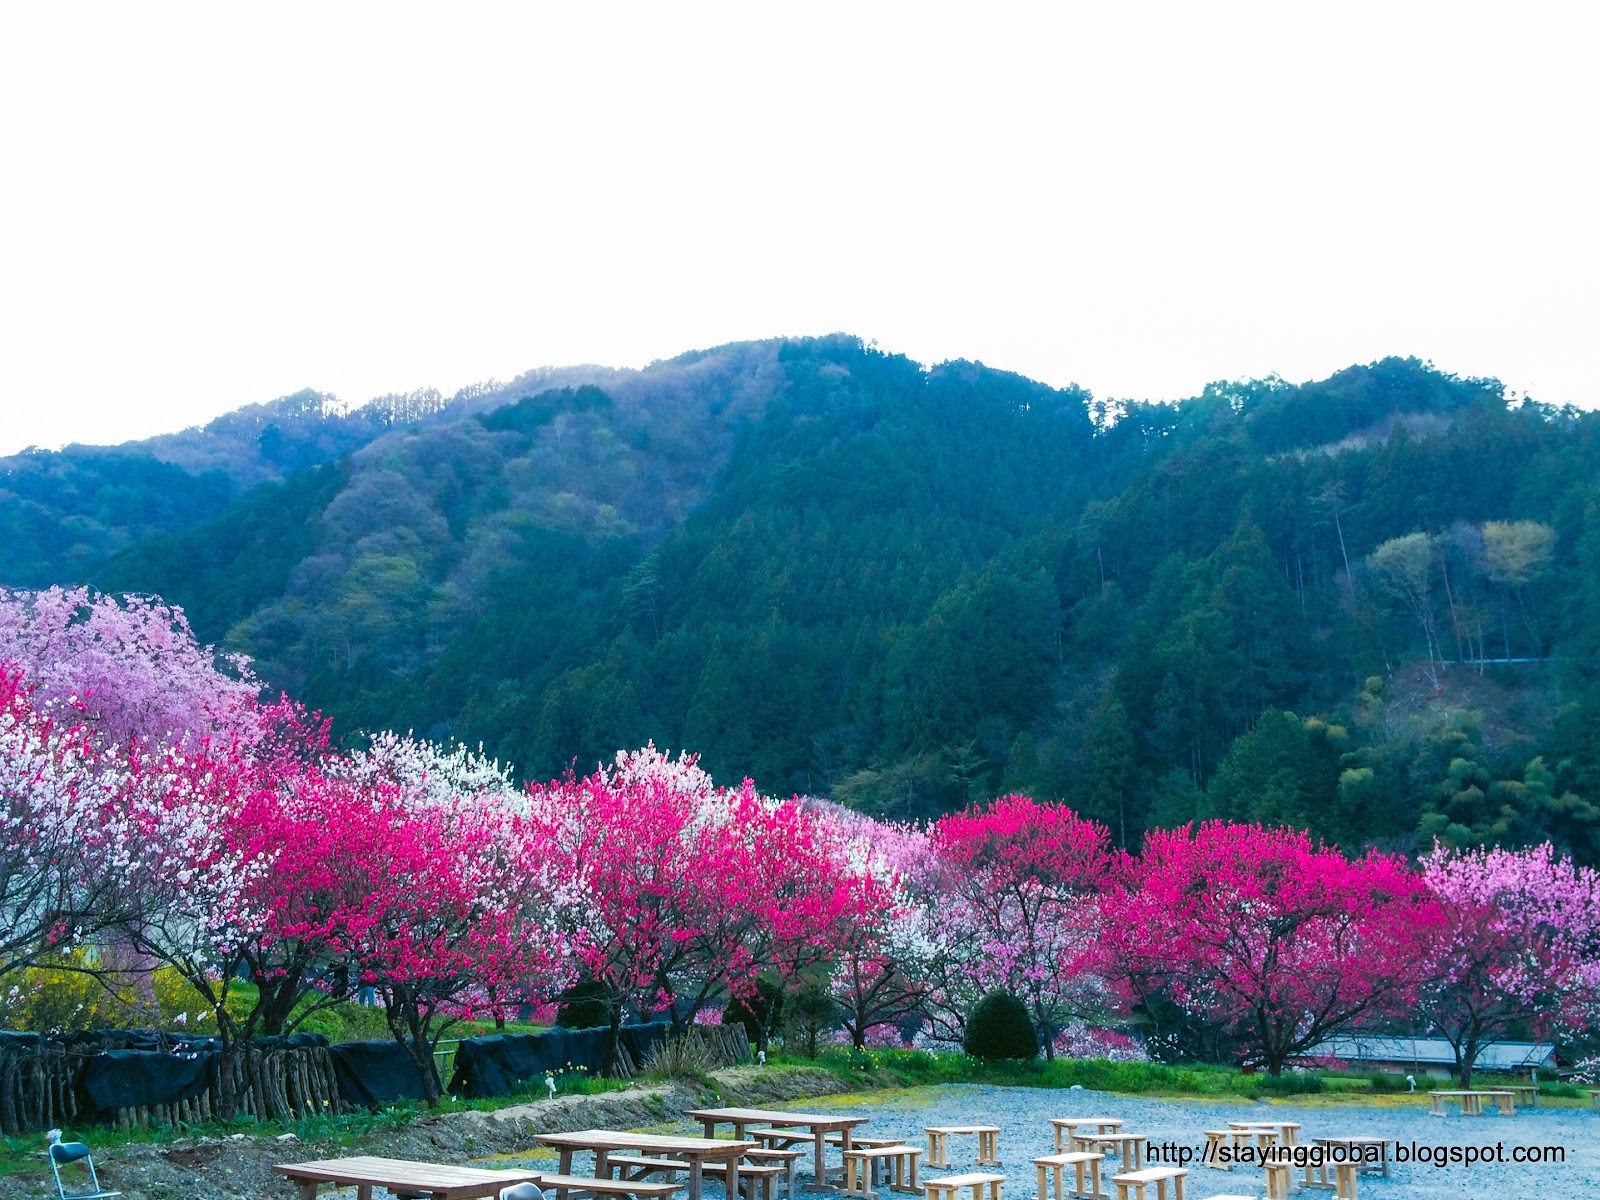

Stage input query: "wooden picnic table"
[
  {"left": 1049, "top": 1118, "right": 1123, "bottom": 1153},
  {"left": 1226, "top": 1120, "right": 1300, "bottom": 1148},
  {"left": 535, "top": 1129, "right": 756, "bottom": 1200},
  {"left": 687, "top": 1106, "right": 867, "bottom": 1194},
  {"left": 273, "top": 1155, "right": 541, "bottom": 1200},
  {"left": 1079, "top": 1133, "right": 1147, "bottom": 1172},
  {"left": 1310, "top": 1137, "right": 1394, "bottom": 1181}
]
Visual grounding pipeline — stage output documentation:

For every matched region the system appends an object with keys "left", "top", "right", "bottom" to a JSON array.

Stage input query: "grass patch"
[{"left": 769, "top": 1048, "right": 1335, "bottom": 1099}]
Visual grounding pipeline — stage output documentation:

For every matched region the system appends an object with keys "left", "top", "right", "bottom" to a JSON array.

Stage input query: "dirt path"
[{"left": 0, "top": 1066, "right": 848, "bottom": 1200}]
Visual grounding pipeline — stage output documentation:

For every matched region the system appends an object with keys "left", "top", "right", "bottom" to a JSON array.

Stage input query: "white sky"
[{"left": 1, "top": 3, "right": 1596, "bottom": 456}]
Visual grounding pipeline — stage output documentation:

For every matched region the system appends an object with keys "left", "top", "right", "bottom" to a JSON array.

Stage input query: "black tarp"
[
  {"left": 329, "top": 1039, "right": 434, "bottom": 1106},
  {"left": 448, "top": 1021, "right": 671, "bottom": 1098},
  {"left": 80, "top": 1047, "right": 215, "bottom": 1113}
]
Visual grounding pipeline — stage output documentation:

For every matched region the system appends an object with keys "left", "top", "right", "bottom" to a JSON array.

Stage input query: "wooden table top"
[
  {"left": 688, "top": 1107, "right": 867, "bottom": 1129},
  {"left": 1227, "top": 1121, "right": 1301, "bottom": 1129},
  {"left": 1050, "top": 1118, "right": 1123, "bottom": 1127},
  {"left": 536, "top": 1130, "right": 757, "bottom": 1158},
  {"left": 273, "top": 1156, "right": 540, "bottom": 1200}
]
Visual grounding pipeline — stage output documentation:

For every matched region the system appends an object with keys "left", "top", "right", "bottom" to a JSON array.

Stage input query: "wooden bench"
[
  {"left": 1428, "top": 1088, "right": 1514, "bottom": 1116},
  {"left": 926, "top": 1127, "right": 1001, "bottom": 1168},
  {"left": 605, "top": 1157, "right": 785, "bottom": 1200},
  {"left": 1199, "top": 1131, "right": 1252, "bottom": 1171},
  {"left": 746, "top": 1149, "right": 804, "bottom": 1199},
  {"left": 1110, "top": 1167, "right": 1185, "bottom": 1200},
  {"left": 1261, "top": 1159, "right": 1293, "bottom": 1200},
  {"left": 1079, "top": 1135, "right": 1146, "bottom": 1173},
  {"left": 537, "top": 1175, "right": 683, "bottom": 1200},
  {"left": 1480, "top": 1089, "right": 1518, "bottom": 1115},
  {"left": 1032, "top": 1152, "right": 1104, "bottom": 1200},
  {"left": 923, "top": 1171, "right": 1005, "bottom": 1200},
  {"left": 1501, "top": 1084, "right": 1538, "bottom": 1108},
  {"left": 828, "top": 1135, "right": 911, "bottom": 1149},
  {"left": 842, "top": 1146, "right": 922, "bottom": 1198}
]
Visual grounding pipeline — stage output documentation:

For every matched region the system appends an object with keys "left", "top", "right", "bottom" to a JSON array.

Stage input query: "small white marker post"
[{"left": 546, "top": 1073, "right": 557, "bottom": 1099}]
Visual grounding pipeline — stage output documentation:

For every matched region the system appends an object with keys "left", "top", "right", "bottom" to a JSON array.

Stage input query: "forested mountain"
[{"left": 10, "top": 335, "right": 1600, "bottom": 863}]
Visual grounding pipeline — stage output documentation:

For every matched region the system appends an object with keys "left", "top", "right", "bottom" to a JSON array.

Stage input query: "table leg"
[
  {"left": 559, "top": 1149, "right": 574, "bottom": 1176},
  {"left": 727, "top": 1158, "right": 743, "bottom": 1200},
  {"left": 356, "top": 1188, "right": 373, "bottom": 1200},
  {"left": 689, "top": 1160, "right": 704, "bottom": 1200},
  {"left": 297, "top": 1185, "right": 317, "bottom": 1200},
  {"left": 1053, "top": 1126, "right": 1063, "bottom": 1154},
  {"left": 597, "top": 1151, "right": 612, "bottom": 1180},
  {"left": 702, "top": 1119, "right": 717, "bottom": 1138},
  {"left": 815, "top": 1129, "right": 828, "bottom": 1192}
]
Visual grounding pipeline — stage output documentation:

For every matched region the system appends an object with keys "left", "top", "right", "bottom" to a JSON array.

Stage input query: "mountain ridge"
[{"left": 7, "top": 335, "right": 1599, "bottom": 863}]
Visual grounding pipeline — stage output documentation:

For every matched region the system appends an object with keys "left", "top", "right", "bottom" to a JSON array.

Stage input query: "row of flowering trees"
[{"left": 4, "top": 586, "right": 1600, "bottom": 1105}]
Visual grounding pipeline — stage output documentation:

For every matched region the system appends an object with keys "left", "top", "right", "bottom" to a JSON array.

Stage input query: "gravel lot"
[{"left": 745, "top": 1083, "right": 1600, "bottom": 1200}]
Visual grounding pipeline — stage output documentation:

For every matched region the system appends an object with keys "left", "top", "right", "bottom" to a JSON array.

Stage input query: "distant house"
[{"left": 1302, "top": 1035, "right": 1557, "bottom": 1079}]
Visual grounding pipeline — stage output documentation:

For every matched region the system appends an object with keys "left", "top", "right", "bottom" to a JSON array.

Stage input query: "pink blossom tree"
[
  {"left": 0, "top": 665, "right": 132, "bottom": 976},
  {"left": 1419, "top": 842, "right": 1600, "bottom": 1086},
  {"left": 0, "top": 587, "right": 261, "bottom": 750},
  {"left": 931, "top": 796, "right": 1115, "bottom": 1058},
  {"left": 824, "top": 813, "right": 941, "bottom": 1050},
  {"left": 1104, "top": 822, "right": 1436, "bottom": 1075}
]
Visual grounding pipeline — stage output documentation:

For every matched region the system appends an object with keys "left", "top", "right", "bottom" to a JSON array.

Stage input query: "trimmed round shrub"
[
  {"left": 963, "top": 991, "right": 1037, "bottom": 1060},
  {"left": 555, "top": 979, "right": 612, "bottom": 1029}
]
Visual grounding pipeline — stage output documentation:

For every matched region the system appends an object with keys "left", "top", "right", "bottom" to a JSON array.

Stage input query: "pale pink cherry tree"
[
  {"left": 0, "top": 587, "right": 261, "bottom": 750},
  {"left": 932, "top": 796, "right": 1116, "bottom": 1059},
  {"left": 1419, "top": 842, "right": 1600, "bottom": 1086},
  {"left": 0, "top": 664, "right": 134, "bottom": 977},
  {"left": 823, "top": 812, "right": 942, "bottom": 1050},
  {"left": 1104, "top": 821, "right": 1437, "bottom": 1076}
]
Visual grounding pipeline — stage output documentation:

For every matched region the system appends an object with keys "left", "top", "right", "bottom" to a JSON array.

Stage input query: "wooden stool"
[
  {"left": 926, "top": 1127, "right": 1002, "bottom": 1168},
  {"left": 924, "top": 1171, "right": 1005, "bottom": 1200},
  {"left": 1329, "top": 1162, "right": 1359, "bottom": 1200},
  {"left": 1110, "top": 1167, "right": 1186, "bottom": 1200},
  {"left": 1033, "top": 1152, "right": 1105, "bottom": 1200},
  {"left": 844, "top": 1146, "right": 922, "bottom": 1198},
  {"left": 1262, "top": 1161, "right": 1292, "bottom": 1200}
]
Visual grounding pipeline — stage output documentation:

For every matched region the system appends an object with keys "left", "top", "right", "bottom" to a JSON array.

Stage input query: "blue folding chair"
[
  {"left": 500, "top": 1185, "right": 545, "bottom": 1200},
  {"left": 47, "top": 1136, "right": 121, "bottom": 1200}
]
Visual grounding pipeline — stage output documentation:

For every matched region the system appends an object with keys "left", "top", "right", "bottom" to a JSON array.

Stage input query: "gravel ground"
[
  {"left": 13, "top": 1074, "right": 1595, "bottom": 1199},
  {"left": 735, "top": 1083, "right": 1599, "bottom": 1200}
]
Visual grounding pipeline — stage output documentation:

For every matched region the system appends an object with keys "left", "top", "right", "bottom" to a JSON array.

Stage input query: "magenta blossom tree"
[
  {"left": 932, "top": 796, "right": 1115, "bottom": 1058},
  {"left": 1104, "top": 821, "right": 1437, "bottom": 1076}
]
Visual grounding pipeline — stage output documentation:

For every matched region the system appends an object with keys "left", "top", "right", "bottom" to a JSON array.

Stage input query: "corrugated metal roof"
[{"left": 1310, "top": 1035, "right": 1556, "bottom": 1070}]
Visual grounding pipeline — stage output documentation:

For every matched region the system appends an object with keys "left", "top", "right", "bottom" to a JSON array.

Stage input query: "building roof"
[{"left": 1309, "top": 1035, "right": 1556, "bottom": 1070}]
